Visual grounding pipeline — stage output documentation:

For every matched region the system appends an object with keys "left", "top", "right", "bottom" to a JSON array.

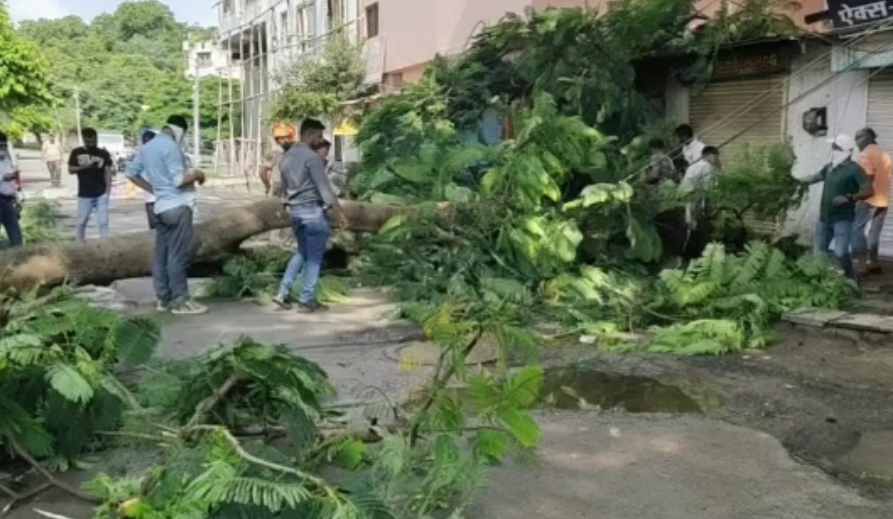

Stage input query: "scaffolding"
[{"left": 212, "top": 0, "right": 363, "bottom": 186}]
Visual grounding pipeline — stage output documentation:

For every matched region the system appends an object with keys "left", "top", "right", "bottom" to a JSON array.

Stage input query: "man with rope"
[{"left": 799, "top": 134, "right": 874, "bottom": 280}]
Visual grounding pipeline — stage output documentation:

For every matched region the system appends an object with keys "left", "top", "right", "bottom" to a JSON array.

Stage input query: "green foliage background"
[{"left": 10, "top": 0, "right": 241, "bottom": 141}]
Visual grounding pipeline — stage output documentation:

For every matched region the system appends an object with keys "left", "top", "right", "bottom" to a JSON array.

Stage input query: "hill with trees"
[{"left": 12, "top": 0, "right": 239, "bottom": 142}]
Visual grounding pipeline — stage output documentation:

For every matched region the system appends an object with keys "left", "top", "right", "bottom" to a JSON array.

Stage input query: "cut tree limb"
[{"left": 0, "top": 199, "right": 428, "bottom": 291}]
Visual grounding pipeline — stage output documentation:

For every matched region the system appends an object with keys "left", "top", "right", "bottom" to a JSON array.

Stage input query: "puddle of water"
[
  {"left": 539, "top": 367, "right": 706, "bottom": 414},
  {"left": 403, "top": 367, "right": 718, "bottom": 415}
]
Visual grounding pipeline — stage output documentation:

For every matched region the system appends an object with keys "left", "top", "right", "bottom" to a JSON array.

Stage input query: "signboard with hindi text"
[{"left": 828, "top": 0, "right": 893, "bottom": 29}]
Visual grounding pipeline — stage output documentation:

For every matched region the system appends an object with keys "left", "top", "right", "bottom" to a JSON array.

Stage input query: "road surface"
[{"left": 16, "top": 147, "right": 261, "bottom": 238}]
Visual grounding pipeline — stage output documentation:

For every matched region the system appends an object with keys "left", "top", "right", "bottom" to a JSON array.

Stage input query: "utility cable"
[
  {"left": 626, "top": 19, "right": 893, "bottom": 183},
  {"left": 716, "top": 36, "right": 893, "bottom": 151},
  {"left": 654, "top": 16, "right": 893, "bottom": 170}
]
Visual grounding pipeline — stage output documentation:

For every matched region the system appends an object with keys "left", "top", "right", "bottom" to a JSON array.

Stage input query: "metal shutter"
[
  {"left": 867, "top": 70, "right": 893, "bottom": 258},
  {"left": 689, "top": 76, "right": 787, "bottom": 235}
]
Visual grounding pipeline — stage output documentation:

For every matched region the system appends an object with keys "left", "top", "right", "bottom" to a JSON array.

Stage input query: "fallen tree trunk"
[{"left": 0, "top": 199, "right": 417, "bottom": 291}]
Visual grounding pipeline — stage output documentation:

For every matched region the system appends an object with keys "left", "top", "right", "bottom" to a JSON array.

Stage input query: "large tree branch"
[{"left": 0, "top": 199, "right": 433, "bottom": 291}]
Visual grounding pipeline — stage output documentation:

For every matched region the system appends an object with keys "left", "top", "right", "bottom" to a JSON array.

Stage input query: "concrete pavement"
[{"left": 469, "top": 413, "right": 889, "bottom": 519}]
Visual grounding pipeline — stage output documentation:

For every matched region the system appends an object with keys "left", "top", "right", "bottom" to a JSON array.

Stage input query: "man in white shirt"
[
  {"left": 0, "top": 133, "right": 23, "bottom": 247},
  {"left": 676, "top": 124, "right": 707, "bottom": 172},
  {"left": 680, "top": 146, "right": 721, "bottom": 229},
  {"left": 42, "top": 135, "right": 64, "bottom": 188}
]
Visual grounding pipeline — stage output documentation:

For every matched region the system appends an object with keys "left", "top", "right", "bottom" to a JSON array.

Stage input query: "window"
[
  {"left": 385, "top": 71, "right": 403, "bottom": 91},
  {"left": 297, "top": 3, "right": 316, "bottom": 51},
  {"left": 280, "top": 11, "right": 289, "bottom": 50},
  {"left": 365, "top": 3, "right": 379, "bottom": 38},
  {"left": 197, "top": 51, "right": 212, "bottom": 67},
  {"left": 327, "top": 0, "right": 346, "bottom": 31}
]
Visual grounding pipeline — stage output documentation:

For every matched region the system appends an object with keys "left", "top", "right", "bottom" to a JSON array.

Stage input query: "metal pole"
[
  {"left": 74, "top": 88, "right": 83, "bottom": 146},
  {"left": 193, "top": 57, "right": 201, "bottom": 168}
]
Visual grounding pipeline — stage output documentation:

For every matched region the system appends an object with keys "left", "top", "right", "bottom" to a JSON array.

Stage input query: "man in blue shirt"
[{"left": 126, "top": 115, "right": 208, "bottom": 315}]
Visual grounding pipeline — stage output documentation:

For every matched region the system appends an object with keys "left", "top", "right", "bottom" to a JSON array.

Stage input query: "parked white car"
[{"left": 97, "top": 132, "right": 127, "bottom": 162}]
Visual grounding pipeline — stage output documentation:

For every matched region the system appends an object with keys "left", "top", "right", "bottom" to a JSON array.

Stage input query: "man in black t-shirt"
[{"left": 68, "top": 128, "right": 113, "bottom": 241}]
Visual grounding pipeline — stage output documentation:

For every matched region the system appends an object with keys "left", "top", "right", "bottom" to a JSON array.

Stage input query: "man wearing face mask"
[
  {"left": 0, "top": 133, "right": 22, "bottom": 247},
  {"left": 126, "top": 115, "right": 207, "bottom": 315},
  {"left": 797, "top": 134, "right": 874, "bottom": 279}
]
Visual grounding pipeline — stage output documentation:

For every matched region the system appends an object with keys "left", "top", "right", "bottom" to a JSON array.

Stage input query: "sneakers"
[
  {"left": 171, "top": 300, "right": 209, "bottom": 315},
  {"left": 155, "top": 300, "right": 170, "bottom": 312},
  {"left": 272, "top": 294, "right": 292, "bottom": 310},
  {"left": 296, "top": 300, "right": 329, "bottom": 313}
]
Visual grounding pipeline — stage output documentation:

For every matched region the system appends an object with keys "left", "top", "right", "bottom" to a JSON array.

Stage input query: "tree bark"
[{"left": 0, "top": 199, "right": 419, "bottom": 291}]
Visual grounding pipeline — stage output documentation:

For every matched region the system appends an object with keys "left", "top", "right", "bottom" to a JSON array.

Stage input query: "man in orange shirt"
[{"left": 852, "top": 128, "right": 892, "bottom": 275}]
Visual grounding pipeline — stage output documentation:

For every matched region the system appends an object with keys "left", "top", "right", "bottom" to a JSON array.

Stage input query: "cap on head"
[
  {"left": 827, "top": 134, "right": 855, "bottom": 152},
  {"left": 272, "top": 123, "right": 294, "bottom": 139}
]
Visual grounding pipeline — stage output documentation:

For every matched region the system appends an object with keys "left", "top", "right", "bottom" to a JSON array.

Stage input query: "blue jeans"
[
  {"left": 851, "top": 202, "right": 887, "bottom": 262},
  {"left": 815, "top": 219, "right": 855, "bottom": 279},
  {"left": 277, "top": 205, "right": 330, "bottom": 303},
  {"left": 0, "top": 197, "right": 22, "bottom": 247},
  {"left": 76, "top": 194, "right": 109, "bottom": 241},
  {"left": 153, "top": 205, "right": 194, "bottom": 305}
]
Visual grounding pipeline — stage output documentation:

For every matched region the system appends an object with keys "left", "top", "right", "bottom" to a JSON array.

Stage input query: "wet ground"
[
  {"left": 3, "top": 211, "right": 893, "bottom": 518},
  {"left": 536, "top": 320, "right": 893, "bottom": 499},
  {"left": 4, "top": 286, "right": 893, "bottom": 518}
]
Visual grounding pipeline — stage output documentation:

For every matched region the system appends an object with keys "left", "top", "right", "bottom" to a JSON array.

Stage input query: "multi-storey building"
[
  {"left": 216, "top": 0, "right": 362, "bottom": 173},
  {"left": 184, "top": 39, "right": 242, "bottom": 80}
]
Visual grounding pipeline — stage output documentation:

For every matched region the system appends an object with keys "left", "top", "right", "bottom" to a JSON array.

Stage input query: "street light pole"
[
  {"left": 74, "top": 88, "right": 83, "bottom": 146},
  {"left": 193, "top": 57, "right": 201, "bottom": 168}
]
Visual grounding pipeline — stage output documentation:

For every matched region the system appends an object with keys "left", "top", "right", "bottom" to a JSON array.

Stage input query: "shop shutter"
[
  {"left": 689, "top": 77, "right": 787, "bottom": 235},
  {"left": 866, "top": 70, "right": 893, "bottom": 258}
]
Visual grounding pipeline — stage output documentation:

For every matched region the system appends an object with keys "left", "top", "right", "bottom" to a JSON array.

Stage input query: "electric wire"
[
  {"left": 653, "top": 17, "right": 893, "bottom": 172},
  {"left": 625, "top": 19, "right": 893, "bottom": 183}
]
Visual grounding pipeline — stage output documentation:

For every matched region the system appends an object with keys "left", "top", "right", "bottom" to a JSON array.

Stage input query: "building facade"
[
  {"left": 216, "top": 0, "right": 362, "bottom": 175},
  {"left": 657, "top": 0, "right": 893, "bottom": 258},
  {"left": 216, "top": 0, "right": 893, "bottom": 257},
  {"left": 184, "top": 39, "right": 242, "bottom": 80}
]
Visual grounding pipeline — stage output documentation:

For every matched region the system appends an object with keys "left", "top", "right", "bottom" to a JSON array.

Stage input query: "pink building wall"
[
  {"left": 533, "top": 0, "right": 828, "bottom": 26},
  {"left": 370, "top": 0, "right": 830, "bottom": 78},
  {"left": 366, "top": 0, "right": 529, "bottom": 75}
]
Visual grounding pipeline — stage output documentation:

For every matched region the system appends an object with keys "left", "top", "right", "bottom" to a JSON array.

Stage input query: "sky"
[{"left": 8, "top": 0, "right": 218, "bottom": 26}]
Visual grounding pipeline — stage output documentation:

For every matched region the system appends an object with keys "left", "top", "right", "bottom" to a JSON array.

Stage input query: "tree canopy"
[
  {"left": 12, "top": 0, "right": 240, "bottom": 141},
  {"left": 0, "top": 1, "right": 57, "bottom": 138}
]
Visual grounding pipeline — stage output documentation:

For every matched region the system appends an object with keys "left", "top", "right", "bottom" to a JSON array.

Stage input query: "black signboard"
[
  {"left": 712, "top": 52, "right": 787, "bottom": 81},
  {"left": 827, "top": 0, "right": 893, "bottom": 29}
]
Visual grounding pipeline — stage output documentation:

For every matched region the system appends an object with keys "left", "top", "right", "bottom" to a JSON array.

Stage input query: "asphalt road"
[{"left": 16, "top": 147, "right": 261, "bottom": 238}]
